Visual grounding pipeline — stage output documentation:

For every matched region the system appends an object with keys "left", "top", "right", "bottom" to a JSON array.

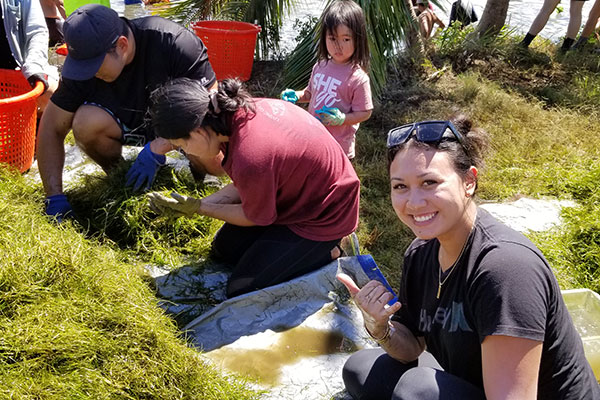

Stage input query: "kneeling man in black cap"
[{"left": 37, "top": 4, "right": 220, "bottom": 220}]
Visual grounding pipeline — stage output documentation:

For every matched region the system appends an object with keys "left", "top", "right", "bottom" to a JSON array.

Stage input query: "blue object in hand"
[
  {"left": 280, "top": 89, "right": 298, "bottom": 104},
  {"left": 45, "top": 194, "right": 73, "bottom": 222},
  {"left": 126, "top": 143, "right": 166, "bottom": 191},
  {"left": 315, "top": 106, "right": 345, "bottom": 126},
  {"left": 315, "top": 105, "right": 335, "bottom": 115},
  {"left": 357, "top": 255, "right": 398, "bottom": 306}
]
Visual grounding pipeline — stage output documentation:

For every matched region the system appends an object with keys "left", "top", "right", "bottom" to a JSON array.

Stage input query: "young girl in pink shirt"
[{"left": 281, "top": 0, "right": 373, "bottom": 159}]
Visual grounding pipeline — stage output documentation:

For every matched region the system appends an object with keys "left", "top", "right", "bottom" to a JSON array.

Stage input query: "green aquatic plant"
[
  {"left": 66, "top": 160, "right": 224, "bottom": 265},
  {"left": 0, "top": 167, "right": 258, "bottom": 399}
]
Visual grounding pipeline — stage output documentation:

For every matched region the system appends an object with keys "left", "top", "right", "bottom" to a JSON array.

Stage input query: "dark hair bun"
[{"left": 449, "top": 112, "right": 489, "bottom": 171}]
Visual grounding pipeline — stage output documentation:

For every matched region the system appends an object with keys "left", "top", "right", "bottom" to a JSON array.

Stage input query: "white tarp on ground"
[
  {"left": 27, "top": 144, "right": 579, "bottom": 399},
  {"left": 480, "top": 198, "right": 576, "bottom": 233},
  {"left": 146, "top": 257, "right": 377, "bottom": 400}
]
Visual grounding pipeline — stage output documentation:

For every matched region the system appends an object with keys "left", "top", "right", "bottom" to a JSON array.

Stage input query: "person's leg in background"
[
  {"left": 212, "top": 224, "right": 340, "bottom": 298},
  {"left": 561, "top": 0, "right": 586, "bottom": 50},
  {"left": 574, "top": 0, "right": 600, "bottom": 48},
  {"left": 520, "top": 0, "right": 561, "bottom": 47}
]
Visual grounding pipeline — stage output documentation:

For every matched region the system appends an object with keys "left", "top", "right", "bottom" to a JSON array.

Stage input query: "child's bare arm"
[
  {"left": 342, "top": 109, "right": 372, "bottom": 125},
  {"left": 316, "top": 108, "right": 372, "bottom": 127}
]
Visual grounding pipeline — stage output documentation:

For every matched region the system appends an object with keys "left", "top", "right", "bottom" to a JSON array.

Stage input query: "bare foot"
[{"left": 330, "top": 244, "right": 342, "bottom": 260}]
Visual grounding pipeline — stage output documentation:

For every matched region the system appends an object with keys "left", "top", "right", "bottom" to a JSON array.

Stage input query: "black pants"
[
  {"left": 343, "top": 348, "right": 486, "bottom": 400},
  {"left": 212, "top": 223, "right": 340, "bottom": 298}
]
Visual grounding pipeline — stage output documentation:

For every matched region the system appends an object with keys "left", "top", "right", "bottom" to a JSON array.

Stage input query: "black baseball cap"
[{"left": 63, "top": 4, "right": 125, "bottom": 80}]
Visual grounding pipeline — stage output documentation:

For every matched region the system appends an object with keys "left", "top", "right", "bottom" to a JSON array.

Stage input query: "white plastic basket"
[{"left": 562, "top": 288, "right": 600, "bottom": 380}]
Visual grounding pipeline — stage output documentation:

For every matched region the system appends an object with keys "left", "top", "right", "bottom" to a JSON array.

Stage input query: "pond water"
[
  {"left": 205, "top": 326, "right": 354, "bottom": 386},
  {"left": 110, "top": 0, "right": 595, "bottom": 55}
]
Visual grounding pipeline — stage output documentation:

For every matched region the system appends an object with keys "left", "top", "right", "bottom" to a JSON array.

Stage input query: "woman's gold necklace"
[{"left": 437, "top": 224, "right": 474, "bottom": 299}]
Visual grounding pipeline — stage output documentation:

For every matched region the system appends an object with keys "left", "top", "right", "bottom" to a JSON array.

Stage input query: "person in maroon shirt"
[{"left": 147, "top": 78, "right": 360, "bottom": 298}]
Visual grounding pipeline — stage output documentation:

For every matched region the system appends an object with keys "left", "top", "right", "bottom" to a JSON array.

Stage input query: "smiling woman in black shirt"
[{"left": 338, "top": 114, "right": 600, "bottom": 399}]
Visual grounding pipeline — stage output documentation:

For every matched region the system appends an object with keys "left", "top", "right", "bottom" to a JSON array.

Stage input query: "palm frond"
[
  {"left": 160, "top": 0, "right": 296, "bottom": 58},
  {"left": 161, "top": 0, "right": 218, "bottom": 25},
  {"left": 282, "top": 28, "right": 319, "bottom": 90}
]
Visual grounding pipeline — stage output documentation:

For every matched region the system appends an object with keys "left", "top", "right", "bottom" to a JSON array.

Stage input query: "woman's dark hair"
[
  {"left": 317, "top": 0, "right": 370, "bottom": 71},
  {"left": 148, "top": 78, "right": 254, "bottom": 140},
  {"left": 387, "top": 113, "right": 489, "bottom": 188}
]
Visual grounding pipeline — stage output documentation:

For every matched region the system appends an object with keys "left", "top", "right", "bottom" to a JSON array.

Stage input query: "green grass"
[
  {"left": 0, "top": 168, "right": 258, "bottom": 399},
  {"left": 529, "top": 161, "right": 600, "bottom": 292}
]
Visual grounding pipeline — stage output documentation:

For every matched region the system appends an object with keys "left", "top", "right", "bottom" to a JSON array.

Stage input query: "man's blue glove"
[
  {"left": 280, "top": 89, "right": 299, "bottom": 104},
  {"left": 125, "top": 143, "right": 166, "bottom": 191},
  {"left": 45, "top": 194, "right": 73, "bottom": 222},
  {"left": 315, "top": 106, "right": 346, "bottom": 126}
]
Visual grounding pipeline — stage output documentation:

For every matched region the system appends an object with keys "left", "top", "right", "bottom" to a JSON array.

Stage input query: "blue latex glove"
[
  {"left": 45, "top": 194, "right": 73, "bottom": 222},
  {"left": 315, "top": 106, "right": 346, "bottom": 126},
  {"left": 125, "top": 143, "right": 166, "bottom": 191},
  {"left": 280, "top": 89, "right": 299, "bottom": 104}
]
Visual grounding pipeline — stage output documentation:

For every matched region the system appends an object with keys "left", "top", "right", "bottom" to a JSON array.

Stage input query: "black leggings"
[
  {"left": 211, "top": 223, "right": 340, "bottom": 298},
  {"left": 343, "top": 348, "right": 486, "bottom": 400}
]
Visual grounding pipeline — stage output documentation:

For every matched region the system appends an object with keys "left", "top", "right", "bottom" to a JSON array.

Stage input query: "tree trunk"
[{"left": 477, "top": 0, "right": 510, "bottom": 37}]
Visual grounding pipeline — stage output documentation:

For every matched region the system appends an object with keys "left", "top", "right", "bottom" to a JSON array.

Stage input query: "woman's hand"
[
  {"left": 338, "top": 273, "right": 425, "bottom": 362},
  {"left": 147, "top": 192, "right": 202, "bottom": 218},
  {"left": 337, "top": 273, "right": 402, "bottom": 338}
]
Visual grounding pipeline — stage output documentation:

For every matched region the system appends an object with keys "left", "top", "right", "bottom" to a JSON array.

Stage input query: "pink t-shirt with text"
[
  {"left": 222, "top": 98, "right": 360, "bottom": 241},
  {"left": 305, "top": 61, "right": 373, "bottom": 159}
]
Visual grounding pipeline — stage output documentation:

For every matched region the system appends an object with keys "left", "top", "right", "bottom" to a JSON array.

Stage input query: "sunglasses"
[{"left": 386, "top": 120, "right": 465, "bottom": 148}]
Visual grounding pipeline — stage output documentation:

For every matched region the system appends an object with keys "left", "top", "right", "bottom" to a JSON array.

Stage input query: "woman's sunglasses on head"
[{"left": 386, "top": 120, "right": 465, "bottom": 149}]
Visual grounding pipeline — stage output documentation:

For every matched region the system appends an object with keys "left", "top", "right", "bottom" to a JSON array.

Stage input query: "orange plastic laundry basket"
[
  {"left": 0, "top": 69, "right": 44, "bottom": 173},
  {"left": 192, "top": 20, "right": 261, "bottom": 81}
]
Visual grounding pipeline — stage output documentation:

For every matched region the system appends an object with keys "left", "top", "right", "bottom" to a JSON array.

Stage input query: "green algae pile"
[{"left": 0, "top": 169, "right": 258, "bottom": 399}]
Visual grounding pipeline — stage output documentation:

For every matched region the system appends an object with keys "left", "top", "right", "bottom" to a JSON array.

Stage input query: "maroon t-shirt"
[{"left": 222, "top": 98, "right": 360, "bottom": 241}]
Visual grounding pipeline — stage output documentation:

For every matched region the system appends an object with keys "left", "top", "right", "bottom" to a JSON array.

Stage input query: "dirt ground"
[{"left": 246, "top": 60, "right": 286, "bottom": 99}]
